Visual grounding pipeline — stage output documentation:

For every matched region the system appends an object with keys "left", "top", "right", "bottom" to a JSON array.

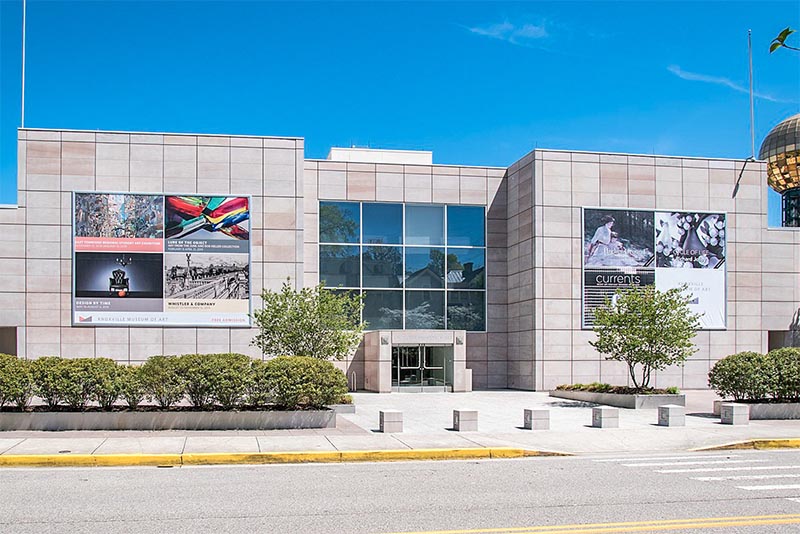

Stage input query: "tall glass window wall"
[{"left": 319, "top": 202, "right": 486, "bottom": 331}]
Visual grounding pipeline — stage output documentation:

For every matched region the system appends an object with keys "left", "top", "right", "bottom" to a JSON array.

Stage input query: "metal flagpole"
[
  {"left": 21, "top": 0, "right": 26, "bottom": 128},
  {"left": 748, "top": 29, "right": 755, "bottom": 160}
]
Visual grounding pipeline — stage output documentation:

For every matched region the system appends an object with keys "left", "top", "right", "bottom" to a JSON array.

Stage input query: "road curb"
[
  {"left": 692, "top": 438, "right": 800, "bottom": 451},
  {"left": 0, "top": 447, "right": 570, "bottom": 468}
]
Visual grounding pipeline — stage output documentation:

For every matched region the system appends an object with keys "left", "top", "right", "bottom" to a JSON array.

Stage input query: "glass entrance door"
[
  {"left": 392, "top": 346, "right": 422, "bottom": 387},
  {"left": 391, "top": 345, "right": 453, "bottom": 390}
]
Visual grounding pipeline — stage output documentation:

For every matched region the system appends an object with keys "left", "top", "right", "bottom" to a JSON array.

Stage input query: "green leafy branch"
[{"left": 770, "top": 27, "right": 799, "bottom": 53}]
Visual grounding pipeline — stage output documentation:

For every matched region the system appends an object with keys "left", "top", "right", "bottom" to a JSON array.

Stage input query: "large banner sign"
[
  {"left": 73, "top": 192, "right": 251, "bottom": 327},
  {"left": 582, "top": 208, "right": 726, "bottom": 330}
]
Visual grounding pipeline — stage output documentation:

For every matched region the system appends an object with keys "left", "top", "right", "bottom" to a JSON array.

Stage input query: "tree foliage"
[
  {"left": 589, "top": 285, "right": 700, "bottom": 391},
  {"left": 770, "top": 27, "right": 798, "bottom": 53},
  {"left": 252, "top": 281, "right": 365, "bottom": 360},
  {"left": 262, "top": 356, "right": 348, "bottom": 409}
]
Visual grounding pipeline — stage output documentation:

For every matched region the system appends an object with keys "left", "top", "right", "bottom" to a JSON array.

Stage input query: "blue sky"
[{"left": 1, "top": 1, "right": 798, "bottom": 223}]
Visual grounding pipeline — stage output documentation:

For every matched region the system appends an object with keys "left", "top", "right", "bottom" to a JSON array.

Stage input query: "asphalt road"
[{"left": 1, "top": 450, "right": 800, "bottom": 533}]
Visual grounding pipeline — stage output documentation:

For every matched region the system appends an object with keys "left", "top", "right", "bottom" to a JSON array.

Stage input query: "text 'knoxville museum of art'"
[{"left": 1, "top": 114, "right": 799, "bottom": 392}]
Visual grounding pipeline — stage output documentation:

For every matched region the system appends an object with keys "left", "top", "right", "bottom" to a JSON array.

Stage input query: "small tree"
[
  {"left": 252, "top": 280, "right": 365, "bottom": 360},
  {"left": 590, "top": 285, "right": 700, "bottom": 391}
]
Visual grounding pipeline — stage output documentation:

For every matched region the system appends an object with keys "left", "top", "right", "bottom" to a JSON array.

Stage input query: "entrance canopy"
[{"left": 362, "top": 330, "right": 471, "bottom": 393}]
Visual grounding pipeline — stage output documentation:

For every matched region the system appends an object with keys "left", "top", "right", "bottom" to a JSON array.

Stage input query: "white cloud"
[
  {"left": 466, "top": 20, "right": 549, "bottom": 47},
  {"left": 667, "top": 65, "right": 792, "bottom": 103}
]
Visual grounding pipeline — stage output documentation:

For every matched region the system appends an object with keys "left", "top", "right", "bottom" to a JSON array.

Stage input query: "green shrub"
[
  {"left": 0, "top": 354, "right": 33, "bottom": 409},
  {"left": 31, "top": 357, "right": 71, "bottom": 408},
  {"left": 263, "top": 356, "right": 348, "bottom": 409},
  {"left": 555, "top": 382, "right": 613, "bottom": 393},
  {"left": 769, "top": 347, "right": 800, "bottom": 401},
  {"left": 208, "top": 353, "right": 252, "bottom": 410},
  {"left": 140, "top": 356, "right": 185, "bottom": 408},
  {"left": 335, "top": 393, "right": 353, "bottom": 405},
  {"left": 247, "top": 359, "right": 272, "bottom": 407},
  {"left": 119, "top": 365, "right": 146, "bottom": 409},
  {"left": 665, "top": 386, "right": 680, "bottom": 395},
  {"left": 177, "top": 353, "right": 216, "bottom": 408},
  {"left": 89, "top": 358, "right": 125, "bottom": 409},
  {"left": 61, "top": 358, "right": 107, "bottom": 410},
  {"left": 708, "top": 351, "right": 776, "bottom": 401},
  {"left": 177, "top": 353, "right": 253, "bottom": 409}
]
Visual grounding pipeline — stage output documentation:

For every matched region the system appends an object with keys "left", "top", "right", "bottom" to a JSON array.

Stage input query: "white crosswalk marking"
[
  {"left": 593, "top": 455, "right": 737, "bottom": 463},
  {"left": 693, "top": 473, "right": 800, "bottom": 481},
  {"left": 658, "top": 464, "right": 800, "bottom": 474},
  {"left": 738, "top": 484, "right": 800, "bottom": 491},
  {"left": 596, "top": 452, "right": 800, "bottom": 505},
  {"left": 624, "top": 459, "right": 765, "bottom": 467}
]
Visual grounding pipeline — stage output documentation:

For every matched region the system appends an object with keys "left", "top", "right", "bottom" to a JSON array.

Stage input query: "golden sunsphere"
[{"left": 759, "top": 113, "right": 800, "bottom": 193}]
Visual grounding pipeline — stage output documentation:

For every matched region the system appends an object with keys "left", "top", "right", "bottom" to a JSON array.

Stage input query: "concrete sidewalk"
[{"left": 0, "top": 390, "right": 799, "bottom": 463}]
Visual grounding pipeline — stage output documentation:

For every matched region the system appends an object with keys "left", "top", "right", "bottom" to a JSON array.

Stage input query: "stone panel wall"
[
  {"left": 5, "top": 128, "right": 305, "bottom": 363},
  {"left": 532, "top": 149, "right": 800, "bottom": 390}
]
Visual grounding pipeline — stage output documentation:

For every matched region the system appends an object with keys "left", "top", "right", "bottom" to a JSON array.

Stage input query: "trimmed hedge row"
[
  {"left": 708, "top": 348, "right": 800, "bottom": 402},
  {"left": 0, "top": 353, "right": 349, "bottom": 411}
]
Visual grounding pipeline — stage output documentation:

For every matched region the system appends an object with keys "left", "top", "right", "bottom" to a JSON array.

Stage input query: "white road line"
[
  {"left": 624, "top": 459, "right": 765, "bottom": 467},
  {"left": 738, "top": 484, "right": 800, "bottom": 491},
  {"left": 787, "top": 498, "right": 800, "bottom": 503},
  {"left": 658, "top": 464, "right": 800, "bottom": 474},
  {"left": 593, "top": 455, "right": 737, "bottom": 463},
  {"left": 692, "top": 474, "right": 800, "bottom": 481}
]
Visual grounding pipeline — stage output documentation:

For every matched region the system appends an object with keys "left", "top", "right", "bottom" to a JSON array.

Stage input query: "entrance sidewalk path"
[{"left": 0, "top": 391, "right": 798, "bottom": 461}]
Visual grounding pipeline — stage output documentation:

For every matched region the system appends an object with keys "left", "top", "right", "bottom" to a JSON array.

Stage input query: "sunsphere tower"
[{"left": 759, "top": 113, "right": 800, "bottom": 227}]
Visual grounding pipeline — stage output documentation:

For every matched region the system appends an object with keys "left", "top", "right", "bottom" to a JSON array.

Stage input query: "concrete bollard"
[
  {"left": 379, "top": 410, "right": 403, "bottom": 433},
  {"left": 592, "top": 407, "right": 619, "bottom": 428},
  {"left": 453, "top": 409, "right": 478, "bottom": 432},
  {"left": 658, "top": 404, "right": 685, "bottom": 427},
  {"left": 720, "top": 403, "right": 749, "bottom": 425},
  {"left": 523, "top": 409, "right": 550, "bottom": 430}
]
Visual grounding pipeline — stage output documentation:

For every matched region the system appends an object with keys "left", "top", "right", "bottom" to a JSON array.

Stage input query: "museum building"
[{"left": 1, "top": 118, "right": 799, "bottom": 392}]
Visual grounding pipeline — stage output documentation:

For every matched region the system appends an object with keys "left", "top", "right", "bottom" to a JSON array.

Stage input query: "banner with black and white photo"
[{"left": 582, "top": 208, "right": 726, "bottom": 329}]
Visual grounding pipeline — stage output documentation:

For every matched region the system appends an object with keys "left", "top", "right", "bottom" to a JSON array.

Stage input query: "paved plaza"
[{"left": 0, "top": 390, "right": 799, "bottom": 459}]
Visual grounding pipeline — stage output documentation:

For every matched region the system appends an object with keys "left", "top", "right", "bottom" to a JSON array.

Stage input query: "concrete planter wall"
[
  {"left": 549, "top": 390, "right": 686, "bottom": 409},
  {"left": 713, "top": 400, "right": 800, "bottom": 420},
  {"left": 0, "top": 409, "right": 336, "bottom": 431},
  {"left": 327, "top": 403, "right": 356, "bottom": 415}
]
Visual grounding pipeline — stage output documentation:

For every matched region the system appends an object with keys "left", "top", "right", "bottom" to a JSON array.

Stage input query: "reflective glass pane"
[
  {"left": 405, "top": 290, "right": 445, "bottom": 329},
  {"left": 406, "top": 205, "right": 444, "bottom": 245},
  {"left": 405, "top": 247, "right": 445, "bottom": 288},
  {"left": 319, "top": 245, "right": 360, "bottom": 287},
  {"left": 392, "top": 346, "right": 422, "bottom": 387},
  {"left": 447, "top": 206, "right": 485, "bottom": 246},
  {"left": 447, "top": 248, "right": 485, "bottom": 289},
  {"left": 362, "top": 246, "right": 403, "bottom": 288},
  {"left": 319, "top": 201, "right": 360, "bottom": 243},
  {"left": 363, "top": 290, "right": 403, "bottom": 330},
  {"left": 423, "top": 347, "right": 450, "bottom": 387},
  {"left": 363, "top": 203, "right": 402, "bottom": 244},
  {"left": 447, "top": 291, "right": 486, "bottom": 331}
]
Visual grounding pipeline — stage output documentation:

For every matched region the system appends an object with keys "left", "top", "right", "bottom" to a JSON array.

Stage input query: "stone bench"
[
  {"left": 720, "top": 403, "right": 749, "bottom": 425},
  {"left": 453, "top": 409, "right": 478, "bottom": 432},
  {"left": 592, "top": 407, "right": 619, "bottom": 428},
  {"left": 658, "top": 404, "right": 685, "bottom": 427},
  {"left": 523, "top": 409, "right": 550, "bottom": 430},
  {"left": 379, "top": 410, "right": 403, "bottom": 433}
]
